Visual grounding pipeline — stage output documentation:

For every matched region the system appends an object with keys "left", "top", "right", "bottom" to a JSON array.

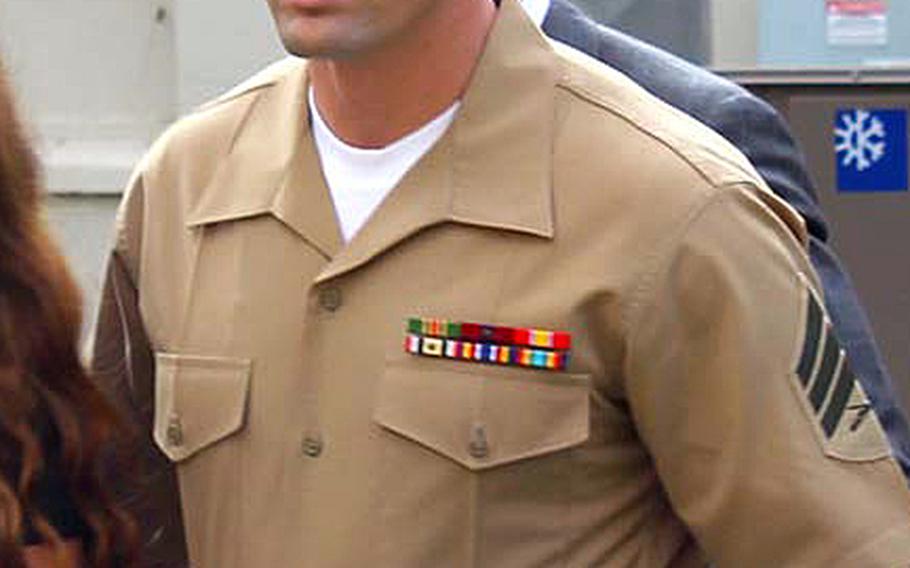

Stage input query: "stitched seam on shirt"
[{"left": 554, "top": 82, "right": 758, "bottom": 191}]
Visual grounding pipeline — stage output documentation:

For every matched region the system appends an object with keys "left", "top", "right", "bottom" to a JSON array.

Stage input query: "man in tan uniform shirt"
[{"left": 93, "top": 0, "right": 910, "bottom": 565}]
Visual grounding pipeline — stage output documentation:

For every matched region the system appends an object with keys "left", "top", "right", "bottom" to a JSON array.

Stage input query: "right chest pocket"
[
  {"left": 374, "top": 359, "right": 591, "bottom": 471},
  {"left": 153, "top": 353, "right": 252, "bottom": 463}
]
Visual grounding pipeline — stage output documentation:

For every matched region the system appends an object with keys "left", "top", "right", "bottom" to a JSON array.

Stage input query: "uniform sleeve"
[
  {"left": 91, "top": 174, "right": 189, "bottom": 568},
  {"left": 624, "top": 183, "right": 910, "bottom": 567},
  {"left": 709, "top": 93, "right": 910, "bottom": 479}
]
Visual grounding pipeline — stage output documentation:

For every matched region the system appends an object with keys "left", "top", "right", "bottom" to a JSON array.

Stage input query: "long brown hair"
[{"left": 0, "top": 58, "right": 136, "bottom": 566}]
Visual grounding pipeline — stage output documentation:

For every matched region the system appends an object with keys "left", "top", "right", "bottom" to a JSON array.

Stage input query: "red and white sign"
[{"left": 826, "top": 0, "right": 888, "bottom": 46}]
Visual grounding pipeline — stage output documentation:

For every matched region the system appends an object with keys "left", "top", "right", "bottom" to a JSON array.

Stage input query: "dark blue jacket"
[{"left": 543, "top": 0, "right": 910, "bottom": 478}]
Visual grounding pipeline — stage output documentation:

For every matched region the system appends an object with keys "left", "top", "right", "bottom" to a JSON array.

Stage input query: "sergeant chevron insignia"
[
  {"left": 405, "top": 317, "right": 571, "bottom": 371},
  {"left": 793, "top": 285, "right": 891, "bottom": 462}
]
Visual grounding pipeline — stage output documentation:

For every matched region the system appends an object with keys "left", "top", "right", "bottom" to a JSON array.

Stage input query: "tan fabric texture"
[{"left": 93, "top": 0, "right": 910, "bottom": 566}]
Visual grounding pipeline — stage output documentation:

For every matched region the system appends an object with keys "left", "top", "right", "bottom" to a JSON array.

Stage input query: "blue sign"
[{"left": 834, "top": 108, "right": 908, "bottom": 193}]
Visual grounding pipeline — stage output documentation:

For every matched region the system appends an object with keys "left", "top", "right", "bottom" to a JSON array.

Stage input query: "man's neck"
[{"left": 309, "top": 0, "right": 496, "bottom": 149}]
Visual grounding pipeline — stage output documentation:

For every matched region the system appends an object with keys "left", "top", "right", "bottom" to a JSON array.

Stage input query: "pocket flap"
[
  {"left": 375, "top": 361, "right": 590, "bottom": 471},
  {"left": 154, "top": 353, "right": 252, "bottom": 462}
]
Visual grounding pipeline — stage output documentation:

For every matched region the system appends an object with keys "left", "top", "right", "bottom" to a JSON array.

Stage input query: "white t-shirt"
[
  {"left": 310, "top": 0, "right": 549, "bottom": 242},
  {"left": 309, "top": 87, "right": 460, "bottom": 242},
  {"left": 520, "top": 0, "right": 550, "bottom": 27}
]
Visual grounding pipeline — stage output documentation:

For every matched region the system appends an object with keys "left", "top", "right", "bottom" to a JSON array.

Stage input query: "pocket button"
[
  {"left": 166, "top": 415, "right": 184, "bottom": 447},
  {"left": 318, "top": 288, "right": 343, "bottom": 312},
  {"left": 468, "top": 423, "right": 490, "bottom": 459},
  {"left": 302, "top": 434, "right": 324, "bottom": 458}
]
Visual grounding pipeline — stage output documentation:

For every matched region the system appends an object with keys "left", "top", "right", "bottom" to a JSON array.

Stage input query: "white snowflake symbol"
[{"left": 835, "top": 109, "right": 887, "bottom": 172}]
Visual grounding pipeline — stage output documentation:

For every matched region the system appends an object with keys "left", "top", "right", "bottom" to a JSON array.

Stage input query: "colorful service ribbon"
[{"left": 405, "top": 317, "right": 571, "bottom": 371}]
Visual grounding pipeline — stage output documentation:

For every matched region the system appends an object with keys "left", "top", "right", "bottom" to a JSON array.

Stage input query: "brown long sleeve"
[{"left": 92, "top": 251, "right": 188, "bottom": 568}]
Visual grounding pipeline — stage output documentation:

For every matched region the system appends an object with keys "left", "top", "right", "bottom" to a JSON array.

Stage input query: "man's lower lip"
[{"left": 282, "top": 0, "right": 341, "bottom": 9}]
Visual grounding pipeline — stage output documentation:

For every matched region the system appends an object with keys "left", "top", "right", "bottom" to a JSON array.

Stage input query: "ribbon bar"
[
  {"left": 407, "top": 317, "right": 571, "bottom": 350},
  {"left": 405, "top": 317, "right": 572, "bottom": 371},
  {"left": 405, "top": 334, "right": 569, "bottom": 371}
]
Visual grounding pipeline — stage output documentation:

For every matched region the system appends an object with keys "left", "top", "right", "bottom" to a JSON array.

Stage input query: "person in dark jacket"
[{"left": 537, "top": 0, "right": 910, "bottom": 477}]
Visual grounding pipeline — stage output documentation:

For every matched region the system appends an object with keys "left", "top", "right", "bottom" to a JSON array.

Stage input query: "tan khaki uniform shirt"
[{"left": 93, "top": 0, "right": 910, "bottom": 566}]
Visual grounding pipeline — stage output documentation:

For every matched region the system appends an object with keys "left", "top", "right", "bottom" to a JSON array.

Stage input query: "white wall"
[
  {"left": 0, "top": 0, "right": 286, "bottom": 337},
  {"left": 172, "top": 0, "right": 284, "bottom": 113},
  {"left": 0, "top": 0, "right": 285, "bottom": 192},
  {"left": 0, "top": 0, "right": 177, "bottom": 193}
]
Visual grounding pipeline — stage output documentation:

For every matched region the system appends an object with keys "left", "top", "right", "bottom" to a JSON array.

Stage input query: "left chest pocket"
[
  {"left": 374, "top": 359, "right": 591, "bottom": 471},
  {"left": 153, "top": 353, "right": 252, "bottom": 462}
]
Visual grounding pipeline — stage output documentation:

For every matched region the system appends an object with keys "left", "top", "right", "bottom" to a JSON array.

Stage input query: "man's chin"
[
  {"left": 276, "top": 27, "right": 355, "bottom": 59},
  {"left": 279, "top": 37, "right": 374, "bottom": 61}
]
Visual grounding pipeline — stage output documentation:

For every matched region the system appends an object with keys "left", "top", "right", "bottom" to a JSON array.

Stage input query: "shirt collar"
[{"left": 187, "top": 0, "right": 560, "bottom": 279}]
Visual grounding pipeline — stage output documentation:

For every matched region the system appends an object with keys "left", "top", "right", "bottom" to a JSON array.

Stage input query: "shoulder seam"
[
  {"left": 552, "top": 41, "right": 762, "bottom": 189},
  {"left": 556, "top": 81, "right": 737, "bottom": 191}
]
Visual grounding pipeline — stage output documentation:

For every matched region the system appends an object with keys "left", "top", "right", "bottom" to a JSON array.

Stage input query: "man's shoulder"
[
  {"left": 546, "top": 40, "right": 807, "bottom": 244},
  {"left": 550, "top": 40, "right": 758, "bottom": 189},
  {"left": 142, "top": 57, "right": 305, "bottom": 174}
]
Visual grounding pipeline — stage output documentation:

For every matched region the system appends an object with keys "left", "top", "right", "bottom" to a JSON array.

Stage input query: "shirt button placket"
[
  {"left": 166, "top": 414, "right": 184, "bottom": 448},
  {"left": 302, "top": 434, "right": 324, "bottom": 458},
  {"left": 468, "top": 423, "right": 490, "bottom": 460},
  {"left": 305, "top": 285, "right": 336, "bottom": 464}
]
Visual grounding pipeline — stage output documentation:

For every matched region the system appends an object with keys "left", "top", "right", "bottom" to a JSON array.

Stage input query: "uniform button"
[
  {"left": 468, "top": 424, "right": 489, "bottom": 459},
  {"left": 318, "top": 287, "right": 343, "bottom": 312},
  {"left": 166, "top": 415, "right": 184, "bottom": 447},
  {"left": 302, "top": 434, "right": 324, "bottom": 458}
]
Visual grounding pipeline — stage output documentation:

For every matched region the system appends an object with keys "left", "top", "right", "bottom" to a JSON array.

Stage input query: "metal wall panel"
[{"left": 759, "top": 0, "right": 910, "bottom": 66}]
